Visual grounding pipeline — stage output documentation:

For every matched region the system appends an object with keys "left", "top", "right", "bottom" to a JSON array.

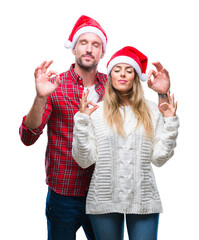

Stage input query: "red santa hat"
[
  {"left": 107, "top": 46, "right": 148, "bottom": 81},
  {"left": 64, "top": 15, "right": 107, "bottom": 52}
]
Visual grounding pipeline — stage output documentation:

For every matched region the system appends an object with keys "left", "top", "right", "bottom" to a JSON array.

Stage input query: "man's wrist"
[{"left": 158, "top": 90, "right": 170, "bottom": 98}]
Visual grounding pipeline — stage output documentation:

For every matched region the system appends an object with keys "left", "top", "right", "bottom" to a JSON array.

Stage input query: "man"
[{"left": 19, "top": 15, "right": 170, "bottom": 240}]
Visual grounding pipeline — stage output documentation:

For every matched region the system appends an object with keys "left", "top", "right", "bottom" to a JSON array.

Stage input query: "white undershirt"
[{"left": 84, "top": 85, "right": 99, "bottom": 105}]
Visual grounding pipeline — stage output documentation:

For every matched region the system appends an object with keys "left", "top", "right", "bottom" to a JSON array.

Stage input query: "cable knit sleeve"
[
  {"left": 150, "top": 114, "right": 179, "bottom": 167},
  {"left": 72, "top": 111, "right": 97, "bottom": 169}
]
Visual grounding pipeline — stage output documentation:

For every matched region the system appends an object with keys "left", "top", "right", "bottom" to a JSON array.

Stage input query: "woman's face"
[{"left": 111, "top": 63, "right": 135, "bottom": 94}]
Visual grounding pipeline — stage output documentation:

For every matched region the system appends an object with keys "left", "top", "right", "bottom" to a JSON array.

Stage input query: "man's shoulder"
[{"left": 97, "top": 71, "right": 107, "bottom": 81}]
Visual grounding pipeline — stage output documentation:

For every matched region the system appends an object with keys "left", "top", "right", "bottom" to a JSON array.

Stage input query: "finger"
[
  {"left": 162, "top": 67, "right": 169, "bottom": 77},
  {"left": 148, "top": 69, "right": 156, "bottom": 78},
  {"left": 35, "top": 61, "right": 47, "bottom": 76},
  {"left": 159, "top": 102, "right": 169, "bottom": 109},
  {"left": 174, "top": 101, "right": 178, "bottom": 114},
  {"left": 38, "top": 61, "right": 48, "bottom": 69},
  {"left": 167, "top": 91, "right": 173, "bottom": 105},
  {"left": 172, "top": 93, "right": 175, "bottom": 108},
  {"left": 158, "top": 105, "right": 166, "bottom": 115},
  {"left": 86, "top": 100, "right": 96, "bottom": 107},
  {"left": 84, "top": 89, "right": 90, "bottom": 99},
  {"left": 152, "top": 62, "right": 164, "bottom": 72},
  {"left": 147, "top": 78, "right": 153, "bottom": 88},
  {"left": 79, "top": 99, "right": 83, "bottom": 108},
  {"left": 81, "top": 91, "right": 86, "bottom": 102},
  {"left": 168, "top": 92, "right": 175, "bottom": 108},
  {"left": 43, "top": 60, "right": 54, "bottom": 73},
  {"left": 46, "top": 70, "right": 59, "bottom": 78}
]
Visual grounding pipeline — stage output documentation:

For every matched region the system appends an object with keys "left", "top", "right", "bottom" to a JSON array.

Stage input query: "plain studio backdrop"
[{"left": 0, "top": 0, "right": 198, "bottom": 239}]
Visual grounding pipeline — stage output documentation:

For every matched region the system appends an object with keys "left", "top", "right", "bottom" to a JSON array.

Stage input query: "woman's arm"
[
  {"left": 150, "top": 93, "right": 179, "bottom": 167},
  {"left": 72, "top": 90, "right": 99, "bottom": 169},
  {"left": 72, "top": 112, "right": 97, "bottom": 169}
]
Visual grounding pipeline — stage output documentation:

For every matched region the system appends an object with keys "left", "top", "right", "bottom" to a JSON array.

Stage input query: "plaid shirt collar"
[{"left": 69, "top": 64, "right": 102, "bottom": 86}]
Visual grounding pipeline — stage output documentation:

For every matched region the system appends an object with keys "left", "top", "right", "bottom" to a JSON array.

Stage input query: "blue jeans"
[
  {"left": 89, "top": 213, "right": 159, "bottom": 240},
  {"left": 45, "top": 188, "right": 95, "bottom": 240}
]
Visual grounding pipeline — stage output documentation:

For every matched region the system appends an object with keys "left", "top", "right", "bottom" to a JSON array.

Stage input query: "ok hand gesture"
[
  {"left": 80, "top": 90, "right": 99, "bottom": 116},
  {"left": 34, "top": 60, "right": 61, "bottom": 99},
  {"left": 147, "top": 62, "right": 170, "bottom": 94},
  {"left": 158, "top": 92, "right": 178, "bottom": 117}
]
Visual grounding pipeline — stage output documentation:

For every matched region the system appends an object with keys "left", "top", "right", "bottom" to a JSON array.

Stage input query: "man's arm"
[{"left": 147, "top": 62, "right": 170, "bottom": 105}]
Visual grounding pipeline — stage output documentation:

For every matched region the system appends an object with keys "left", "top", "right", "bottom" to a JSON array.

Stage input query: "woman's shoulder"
[
  {"left": 96, "top": 100, "right": 104, "bottom": 107},
  {"left": 146, "top": 99, "right": 158, "bottom": 111},
  {"left": 145, "top": 99, "right": 161, "bottom": 119}
]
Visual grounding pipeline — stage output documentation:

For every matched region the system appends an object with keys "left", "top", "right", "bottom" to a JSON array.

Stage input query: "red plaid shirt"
[{"left": 19, "top": 64, "right": 107, "bottom": 196}]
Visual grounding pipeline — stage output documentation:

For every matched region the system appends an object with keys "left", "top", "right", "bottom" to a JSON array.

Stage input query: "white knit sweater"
[{"left": 72, "top": 100, "right": 179, "bottom": 214}]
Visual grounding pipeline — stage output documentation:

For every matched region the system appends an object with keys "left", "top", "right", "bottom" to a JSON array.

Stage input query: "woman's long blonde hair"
[{"left": 103, "top": 72, "right": 153, "bottom": 139}]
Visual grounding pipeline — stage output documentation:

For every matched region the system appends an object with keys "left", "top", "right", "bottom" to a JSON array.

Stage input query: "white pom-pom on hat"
[
  {"left": 141, "top": 73, "right": 148, "bottom": 82},
  {"left": 64, "top": 40, "right": 72, "bottom": 49}
]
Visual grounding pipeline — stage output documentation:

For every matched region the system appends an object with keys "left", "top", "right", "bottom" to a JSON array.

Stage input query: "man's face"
[{"left": 72, "top": 33, "right": 104, "bottom": 71}]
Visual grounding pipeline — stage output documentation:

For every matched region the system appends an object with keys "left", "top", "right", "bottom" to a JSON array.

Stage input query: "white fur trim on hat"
[
  {"left": 107, "top": 56, "right": 147, "bottom": 82},
  {"left": 65, "top": 26, "right": 107, "bottom": 52}
]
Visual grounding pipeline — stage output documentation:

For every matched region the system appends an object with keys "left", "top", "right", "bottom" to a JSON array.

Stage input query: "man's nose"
[{"left": 85, "top": 43, "right": 92, "bottom": 53}]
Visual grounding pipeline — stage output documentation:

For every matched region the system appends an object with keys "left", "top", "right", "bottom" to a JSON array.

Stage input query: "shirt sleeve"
[
  {"left": 72, "top": 112, "right": 97, "bottom": 169},
  {"left": 19, "top": 97, "right": 52, "bottom": 146},
  {"left": 150, "top": 114, "right": 180, "bottom": 167}
]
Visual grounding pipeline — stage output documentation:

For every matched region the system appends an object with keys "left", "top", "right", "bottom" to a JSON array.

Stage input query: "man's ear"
[
  {"left": 72, "top": 48, "right": 76, "bottom": 56},
  {"left": 100, "top": 51, "right": 105, "bottom": 59}
]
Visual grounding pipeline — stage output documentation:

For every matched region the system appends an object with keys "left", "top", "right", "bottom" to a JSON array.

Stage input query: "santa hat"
[
  {"left": 64, "top": 15, "right": 107, "bottom": 52},
  {"left": 107, "top": 46, "right": 148, "bottom": 81}
]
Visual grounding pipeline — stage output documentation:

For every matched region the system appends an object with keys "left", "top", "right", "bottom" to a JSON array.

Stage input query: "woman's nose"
[{"left": 120, "top": 70, "right": 126, "bottom": 77}]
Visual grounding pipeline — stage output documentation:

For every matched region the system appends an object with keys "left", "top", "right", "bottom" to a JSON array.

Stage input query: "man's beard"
[{"left": 76, "top": 54, "right": 98, "bottom": 71}]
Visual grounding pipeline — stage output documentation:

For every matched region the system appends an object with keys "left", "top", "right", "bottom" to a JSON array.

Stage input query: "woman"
[{"left": 72, "top": 46, "right": 179, "bottom": 240}]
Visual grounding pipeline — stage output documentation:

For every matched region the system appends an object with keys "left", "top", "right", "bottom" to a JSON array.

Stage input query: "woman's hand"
[
  {"left": 80, "top": 90, "right": 99, "bottom": 116},
  {"left": 158, "top": 92, "right": 177, "bottom": 117}
]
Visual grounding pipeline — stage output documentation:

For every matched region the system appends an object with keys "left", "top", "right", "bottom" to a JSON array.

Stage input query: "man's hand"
[
  {"left": 80, "top": 90, "right": 99, "bottom": 116},
  {"left": 147, "top": 62, "right": 170, "bottom": 94},
  {"left": 35, "top": 60, "right": 61, "bottom": 99}
]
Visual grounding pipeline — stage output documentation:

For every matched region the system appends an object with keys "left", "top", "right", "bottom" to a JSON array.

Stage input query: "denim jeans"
[
  {"left": 89, "top": 213, "right": 159, "bottom": 240},
  {"left": 45, "top": 188, "right": 95, "bottom": 240}
]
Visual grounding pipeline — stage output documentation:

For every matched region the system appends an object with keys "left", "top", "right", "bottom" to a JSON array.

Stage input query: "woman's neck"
[{"left": 117, "top": 92, "right": 131, "bottom": 106}]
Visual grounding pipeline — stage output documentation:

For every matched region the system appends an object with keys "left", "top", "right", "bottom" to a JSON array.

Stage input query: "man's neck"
[{"left": 74, "top": 63, "right": 97, "bottom": 87}]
